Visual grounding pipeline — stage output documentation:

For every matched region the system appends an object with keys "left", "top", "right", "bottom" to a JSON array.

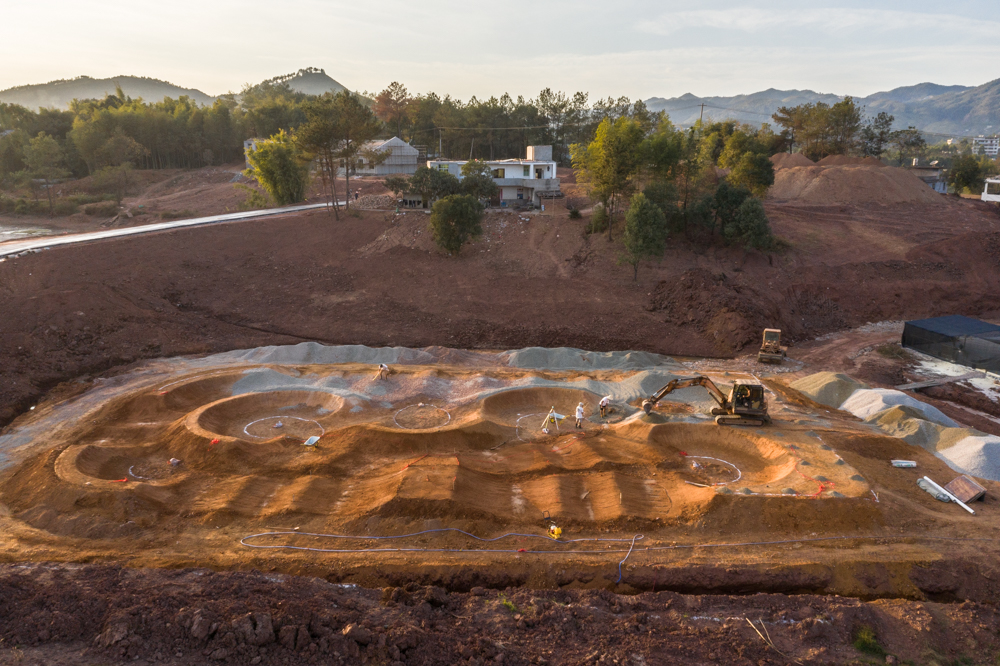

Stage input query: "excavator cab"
[{"left": 730, "top": 382, "right": 765, "bottom": 412}]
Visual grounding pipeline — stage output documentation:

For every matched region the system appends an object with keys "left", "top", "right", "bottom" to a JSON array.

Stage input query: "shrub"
[
  {"left": 84, "top": 202, "right": 119, "bottom": 217},
  {"left": 234, "top": 183, "right": 270, "bottom": 211},
  {"left": 568, "top": 208, "right": 582, "bottom": 219},
  {"left": 160, "top": 209, "right": 196, "bottom": 220},
  {"left": 585, "top": 206, "right": 608, "bottom": 234},
  {"left": 53, "top": 200, "right": 78, "bottom": 216},
  {"left": 852, "top": 625, "right": 886, "bottom": 657}
]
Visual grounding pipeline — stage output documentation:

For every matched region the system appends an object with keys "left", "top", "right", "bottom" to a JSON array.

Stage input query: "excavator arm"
[{"left": 642, "top": 376, "right": 728, "bottom": 414}]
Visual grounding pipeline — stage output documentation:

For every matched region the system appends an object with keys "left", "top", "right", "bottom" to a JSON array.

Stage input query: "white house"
[
  {"left": 427, "top": 145, "right": 560, "bottom": 208},
  {"left": 983, "top": 177, "right": 1000, "bottom": 203},
  {"left": 343, "top": 136, "right": 420, "bottom": 176},
  {"left": 972, "top": 136, "right": 1000, "bottom": 157}
]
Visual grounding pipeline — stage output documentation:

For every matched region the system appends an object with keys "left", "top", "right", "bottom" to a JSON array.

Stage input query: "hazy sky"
[{"left": 3, "top": 0, "right": 998, "bottom": 100}]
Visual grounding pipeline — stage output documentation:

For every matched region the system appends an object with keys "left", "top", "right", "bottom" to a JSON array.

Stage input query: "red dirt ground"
[{"left": 1, "top": 563, "right": 998, "bottom": 666}]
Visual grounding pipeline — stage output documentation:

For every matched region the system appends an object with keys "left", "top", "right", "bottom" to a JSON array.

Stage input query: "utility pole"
[
  {"left": 438, "top": 129, "right": 442, "bottom": 158},
  {"left": 699, "top": 103, "right": 705, "bottom": 124}
]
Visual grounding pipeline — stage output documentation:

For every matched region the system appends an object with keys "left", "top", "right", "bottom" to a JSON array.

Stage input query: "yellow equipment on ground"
[{"left": 548, "top": 524, "right": 562, "bottom": 539}]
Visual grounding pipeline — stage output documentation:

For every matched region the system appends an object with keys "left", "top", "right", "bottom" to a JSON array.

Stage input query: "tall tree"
[
  {"left": 23, "top": 132, "right": 67, "bottom": 215},
  {"left": 890, "top": 127, "right": 926, "bottom": 166},
  {"left": 570, "top": 117, "right": 644, "bottom": 241},
  {"left": 331, "top": 92, "right": 383, "bottom": 210},
  {"left": 859, "top": 111, "right": 894, "bottom": 159},
  {"left": 374, "top": 82, "right": 412, "bottom": 139},
  {"left": 620, "top": 193, "right": 668, "bottom": 280},
  {"left": 297, "top": 95, "right": 343, "bottom": 218}
]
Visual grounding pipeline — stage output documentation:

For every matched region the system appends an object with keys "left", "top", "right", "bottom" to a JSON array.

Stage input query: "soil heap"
[{"left": 768, "top": 162, "right": 942, "bottom": 205}]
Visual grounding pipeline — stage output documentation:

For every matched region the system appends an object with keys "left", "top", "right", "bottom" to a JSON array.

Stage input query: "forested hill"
[
  {"left": 0, "top": 76, "right": 216, "bottom": 110},
  {"left": 645, "top": 80, "right": 1000, "bottom": 135},
  {"left": 0, "top": 68, "right": 349, "bottom": 111}
]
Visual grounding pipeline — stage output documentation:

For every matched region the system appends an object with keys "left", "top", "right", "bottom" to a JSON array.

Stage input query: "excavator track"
[{"left": 714, "top": 415, "right": 764, "bottom": 427}]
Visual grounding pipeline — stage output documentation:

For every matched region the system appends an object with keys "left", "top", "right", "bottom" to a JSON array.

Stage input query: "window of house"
[
  {"left": 437, "top": 164, "right": 449, "bottom": 172},
  {"left": 492, "top": 168, "right": 505, "bottom": 178},
  {"left": 523, "top": 165, "right": 530, "bottom": 177}
]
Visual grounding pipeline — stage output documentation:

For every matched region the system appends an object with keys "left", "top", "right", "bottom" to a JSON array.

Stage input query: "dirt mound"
[
  {"left": 768, "top": 164, "right": 941, "bottom": 205},
  {"left": 769, "top": 153, "right": 815, "bottom": 169},
  {"left": 646, "top": 269, "right": 779, "bottom": 356},
  {"left": 841, "top": 388, "right": 958, "bottom": 427},
  {"left": 816, "top": 155, "right": 887, "bottom": 168},
  {"left": 790, "top": 372, "right": 870, "bottom": 409}
]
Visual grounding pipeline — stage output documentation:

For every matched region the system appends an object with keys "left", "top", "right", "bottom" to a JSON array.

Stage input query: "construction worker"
[
  {"left": 374, "top": 363, "right": 389, "bottom": 380},
  {"left": 575, "top": 402, "right": 585, "bottom": 429},
  {"left": 541, "top": 407, "right": 562, "bottom": 434},
  {"left": 599, "top": 395, "right": 611, "bottom": 418}
]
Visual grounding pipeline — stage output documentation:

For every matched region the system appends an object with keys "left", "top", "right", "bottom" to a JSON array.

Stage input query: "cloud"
[{"left": 637, "top": 7, "right": 999, "bottom": 38}]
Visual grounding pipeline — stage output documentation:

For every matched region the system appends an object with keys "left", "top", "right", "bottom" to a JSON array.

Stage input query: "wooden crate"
[{"left": 944, "top": 475, "right": 987, "bottom": 503}]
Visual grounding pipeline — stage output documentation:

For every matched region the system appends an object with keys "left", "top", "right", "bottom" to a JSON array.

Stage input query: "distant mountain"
[
  {"left": 0, "top": 75, "right": 215, "bottom": 110},
  {"left": 0, "top": 68, "right": 350, "bottom": 111},
  {"left": 645, "top": 80, "right": 1000, "bottom": 136}
]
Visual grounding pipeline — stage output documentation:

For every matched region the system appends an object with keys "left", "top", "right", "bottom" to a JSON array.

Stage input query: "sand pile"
[
  {"left": 791, "top": 371, "right": 1000, "bottom": 480},
  {"left": 218, "top": 342, "right": 437, "bottom": 366},
  {"left": 790, "top": 372, "right": 869, "bottom": 408},
  {"left": 768, "top": 164, "right": 942, "bottom": 205},
  {"left": 500, "top": 347, "right": 681, "bottom": 371},
  {"left": 840, "top": 388, "right": 958, "bottom": 427},
  {"left": 770, "top": 153, "right": 815, "bottom": 169}
]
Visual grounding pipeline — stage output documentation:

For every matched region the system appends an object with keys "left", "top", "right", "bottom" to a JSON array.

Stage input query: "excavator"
[{"left": 642, "top": 375, "right": 771, "bottom": 426}]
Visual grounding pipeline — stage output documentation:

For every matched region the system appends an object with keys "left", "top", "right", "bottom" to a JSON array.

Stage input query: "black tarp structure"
[{"left": 902, "top": 315, "right": 1000, "bottom": 372}]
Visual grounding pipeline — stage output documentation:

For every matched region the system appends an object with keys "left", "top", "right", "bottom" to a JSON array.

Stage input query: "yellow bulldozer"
[
  {"left": 642, "top": 375, "right": 771, "bottom": 426},
  {"left": 757, "top": 328, "right": 786, "bottom": 364}
]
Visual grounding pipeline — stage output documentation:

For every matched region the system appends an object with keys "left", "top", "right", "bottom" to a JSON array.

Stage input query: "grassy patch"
[
  {"left": 853, "top": 625, "right": 886, "bottom": 657},
  {"left": 160, "top": 209, "right": 196, "bottom": 220},
  {"left": 498, "top": 594, "right": 520, "bottom": 615},
  {"left": 875, "top": 344, "right": 912, "bottom": 360}
]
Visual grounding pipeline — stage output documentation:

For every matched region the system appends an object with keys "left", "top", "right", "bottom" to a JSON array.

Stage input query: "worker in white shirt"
[
  {"left": 374, "top": 363, "right": 389, "bottom": 380},
  {"left": 599, "top": 395, "right": 611, "bottom": 419},
  {"left": 575, "top": 402, "right": 585, "bottom": 429}
]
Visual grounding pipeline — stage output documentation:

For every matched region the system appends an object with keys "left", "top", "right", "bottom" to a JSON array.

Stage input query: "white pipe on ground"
[{"left": 922, "top": 476, "right": 975, "bottom": 515}]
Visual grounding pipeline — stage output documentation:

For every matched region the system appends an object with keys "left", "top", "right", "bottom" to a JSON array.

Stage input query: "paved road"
[{"left": 0, "top": 202, "right": 340, "bottom": 258}]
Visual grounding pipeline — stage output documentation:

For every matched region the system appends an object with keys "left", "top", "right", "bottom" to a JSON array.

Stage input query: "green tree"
[
  {"left": 23, "top": 132, "right": 67, "bottom": 215},
  {"left": 890, "top": 127, "right": 926, "bottom": 166},
  {"left": 245, "top": 130, "right": 309, "bottom": 205},
  {"left": 827, "top": 97, "right": 863, "bottom": 155},
  {"left": 429, "top": 194, "right": 483, "bottom": 254},
  {"left": 725, "top": 197, "right": 773, "bottom": 250},
  {"left": 92, "top": 128, "right": 149, "bottom": 205},
  {"left": 620, "top": 193, "right": 668, "bottom": 280},
  {"left": 408, "top": 166, "right": 460, "bottom": 207},
  {"left": 0, "top": 128, "right": 27, "bottom": 184},
  {"left": 949, "top": 155, "right": 992, "bottom": 194},
  {"left": 459, "top": 159, "right": 498, "bottom": 201},
  {"left": 727, "top": 152, "right": 774, "bottom": 197},
  {"left": 709, "top": 182, "right": 752, "bottom": 238},
  {"left": 859, "top": 111, "right": 894, "bottom": 159},
  {"left": 570, "top": 116, "right": 644, "bottom": 241}
]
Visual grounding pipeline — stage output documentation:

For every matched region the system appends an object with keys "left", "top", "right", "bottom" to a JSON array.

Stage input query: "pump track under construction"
[{"left": 1, "top": 343, "right": 1000, "bottom": 664}]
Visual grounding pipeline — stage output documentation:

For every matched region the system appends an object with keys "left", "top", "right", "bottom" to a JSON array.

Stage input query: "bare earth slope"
[{"left": 1, "top": 197, "right": 999, "bottom": 425}]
